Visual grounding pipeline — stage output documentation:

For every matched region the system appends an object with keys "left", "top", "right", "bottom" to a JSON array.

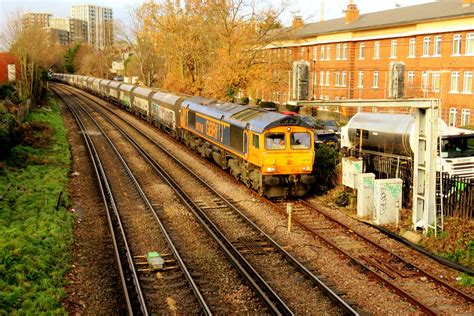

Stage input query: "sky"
[{"left": 0, "top": 0, "right": 434, "bottom": 37}]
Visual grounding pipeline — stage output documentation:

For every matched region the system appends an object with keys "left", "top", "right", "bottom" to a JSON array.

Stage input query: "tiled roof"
[{"left": 271, "top": 0, "right": 474, "bottom": 40}]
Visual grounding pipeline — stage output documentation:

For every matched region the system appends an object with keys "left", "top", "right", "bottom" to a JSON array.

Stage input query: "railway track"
[
  {"left": 269, "top": 198, "right": 474, "bottom": 315},
  {"left": 53, "top": 83, "right": 360, "bottom": 315},
  {"left": 53, "top": 86, "right": 213, "bottom": 314}
]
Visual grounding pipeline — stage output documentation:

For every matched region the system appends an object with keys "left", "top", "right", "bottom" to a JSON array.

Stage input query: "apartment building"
[
  {"left": 22, "top": 13, "right": 52, "bottom": 29},
  {"left": 261, "top": 0, "right": 474, "bottom": 127},
  {"left": 50, "top": 17, "right": 88, "bottom": 43},
  {"left": 71, "top": 4, "right": 113, "bottom": 50}
]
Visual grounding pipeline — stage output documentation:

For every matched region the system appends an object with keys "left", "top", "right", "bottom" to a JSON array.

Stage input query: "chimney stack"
[
  {"left": 292, "top": 15, "right": 304, "bottom": 29},
  {"left": 345, "top": 0, "right": 360, "bottom": 24}
]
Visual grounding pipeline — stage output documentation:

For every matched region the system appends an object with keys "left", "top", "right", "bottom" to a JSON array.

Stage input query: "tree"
[
  {"left": 64, "top": 43, "right": 80, "bottom": 73},
  {"left": 1, "top": 12, "right": 52, "bottom": 101}
]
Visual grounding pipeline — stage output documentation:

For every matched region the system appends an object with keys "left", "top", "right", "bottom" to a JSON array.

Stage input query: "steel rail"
[
  {"left": 52, "top": 87, "right": 148, "bottom": 315},
  {"left": 59, "top": 83, "right": 360, "bottom": 316},
  {"left": 54, "top": 86, "right": 212, "bottom": 315},
  {"left": 297, "top": 199, "right": 474, "bottom": 303}
]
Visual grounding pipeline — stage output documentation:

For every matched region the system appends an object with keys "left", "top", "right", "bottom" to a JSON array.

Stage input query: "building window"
[
  {"left": 390, "top": 40, "right": 397, "bottom": 58},
  {"left": 341, "top": 71, "right": 347, "bottom": 86},
  {"left": 342, "top": 43, "right": 348, "bottom": 60},
  {"left": 373, "top": 71, "right": 379, "bottom": 88},
  {"left": 408, "top": 71, "right": 415, "bottom": 86},
  {"left": 325, "top": 71, "right": 330, "bottom": 86},
  {"left": 320, "top": 45, "right": 325, "bottom": 60},
  {"left": 358, "top": 71, "right": 364, "bottom": 88},
  {"left": 422, "top": 71, "right": 428, "bottom": 91},
  {"left": 466, "top": 33, "right": 474, "bottom": 56},
  {"left": 373, "top": 41, "right": 380, "bottom": 59},
  {"left": 320, "top": 71, "right": 324, "bottom": 85},
  {"left": 449, "top": 108, "right": 457, "bottom": 127},
  {"left": 432, "top": 72, "right": 440, "bottom": 92},
  {"left": 335, "top": 72, "right": 340, "bottom": 86},
  {"left": 453, "top": 34, "right": 462, "bottom": 56},
  {"left": 326, "top": 45, "right": 331, "bottom": 60},
  {"left": 461, "top": 109, "right": 471, "bottom": 127},
  {"left": 433, "top": 35, "right": 442, "bottom": 56},
  {"left": 408, "top": 38, "right": 416, "bottom": 57},
  {"left": 450, "top": 71, "right": 460, "bottom": 93},
  {"left": 463, "top": 71, "right": 472, "bottom": 93},
  {"left": 313, "top": 47, "right": 317, "bottom": 60},
  {"left": 336, "top": 44, "right": 341, "bottom": 60},
  {"left": 423, "top": 37, "right": 430, "bottom": 56},
  {"left": 359, "top": 43, "right": 365, "bottom": 59},
  {"left": 300, "top": 47, "right": 306, "bottom": 59}
]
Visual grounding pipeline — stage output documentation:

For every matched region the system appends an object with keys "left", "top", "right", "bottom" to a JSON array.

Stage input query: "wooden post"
[{"left": 287, "top": 203, "right": 293, "bottom": 232}]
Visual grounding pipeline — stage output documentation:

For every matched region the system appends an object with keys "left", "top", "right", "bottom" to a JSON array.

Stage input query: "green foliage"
[
  {"left": 335, "top": 190, "right": 349, "bottom": 207},
  {"left": 441, "top": 248, "right": 463, "bottom": 262},
  {"left": 438, "top": 230, "right": 448, "bottom": 240},
  {"left": 458, "top": 273, "right": 474, "bottom": 286},
  {"left": 0, "top": 109, "right": 16, "bottom": 157},
  {"left": 258, "top": 101, "right": 278, "bottom": 110},
  {"left": 285, "top": 104, "right": 300, "bottom": 113},
  {"left": 0, "top": 84, "right": 20, "bottom": 104},
  {"left": 0, "top": 94, "right": 73, "bottom": 313},
  {"left": 63, "top": 43, "right": 80, "bottom": 74},
  {"left": 312, "top": 145, "right": 341, "bottom": 194},
  {"left": 234, "top": 97, "right": 249, "bottom": 105}
]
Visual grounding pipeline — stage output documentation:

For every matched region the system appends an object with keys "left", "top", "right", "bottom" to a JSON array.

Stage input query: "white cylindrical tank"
[
  {"left": 124, "top": 76, "right": 131, "bottom": 83},
  {"left": 132, "top": 76, "right": 139, "bottom": 84}
]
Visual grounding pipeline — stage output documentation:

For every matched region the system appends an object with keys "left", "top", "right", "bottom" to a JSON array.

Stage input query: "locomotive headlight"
[
  {"left": 266, "top": 166, "right": 276, "bottom": 173},
  {"left": 302, "top": 166, "right": 311, "bottom": 171}
]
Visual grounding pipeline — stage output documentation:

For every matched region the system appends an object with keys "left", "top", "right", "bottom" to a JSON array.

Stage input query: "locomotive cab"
[{"left": 247, "top": 125, "right": 315, "bottom": 197}]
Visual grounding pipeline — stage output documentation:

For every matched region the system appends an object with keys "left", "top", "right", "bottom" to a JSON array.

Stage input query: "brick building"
[
  {"left": 22, "top": 12, "right": 52, "bottom": 29},
  {"left": 259, "top": 0, "right": 474, "bottom": 127},
  {"left": 0, "top": 53, "right": 19, "bottom": 84}
]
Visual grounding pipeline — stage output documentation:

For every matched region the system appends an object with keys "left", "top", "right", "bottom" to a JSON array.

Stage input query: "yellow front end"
[
  {"left": 247, "top": 125, "right": 315, "bottom": 197},
  {"left": 260, "top": 126, "right": 314, "bottom": 176}
]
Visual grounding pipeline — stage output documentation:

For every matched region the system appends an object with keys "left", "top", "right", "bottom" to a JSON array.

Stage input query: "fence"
[{"left": 437, "top": 173, "right": 473, "bottom": 219}]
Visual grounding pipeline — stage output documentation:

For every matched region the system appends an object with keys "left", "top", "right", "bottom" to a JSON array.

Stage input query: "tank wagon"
[
  {"left": 52, "top": 74, "right": 316, "bottom": 197},
  {"left": 342, "top": 112, "right": 474, "bottom": 178}
]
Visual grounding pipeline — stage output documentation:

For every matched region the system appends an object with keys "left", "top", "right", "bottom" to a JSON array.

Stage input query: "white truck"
[{"left": 341, "top": 112, "right": 474, "bottom": 179}]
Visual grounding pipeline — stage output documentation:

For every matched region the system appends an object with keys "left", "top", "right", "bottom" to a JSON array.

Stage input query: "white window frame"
[
  {"left": 359, "top": 43, "right": 365, "bottom": 59},
  {"left": 450, "top": 71, "right": 460, "bottom": 93},
  {"left": 466, "top": 33, "right": 474, "bottom": 56},
  {"left": 313, "top": 47, "right": 317, "bottom": 60},
  {"left": 433, "top": 35, "right": 442, "bottom": 56},
  {"left": 449, "top": 108, "right": 457, "bottom": 127},
  {"left": 422, "top": 71, "right": 428, "bottom": 91},
  {"left": 335, "top": 72, "right": 340, "bottom": 86},
  {"left": 342, "top": 43, "right": 348, "bottom": 60},
  {"left": 325, "top": 71, "right": 330, "bottom": 86},
  {"left": 463, "top": 71, "right": 472, "bottom": 94},
  {"left": 341, "top": 71, "right": 347, "bottom": 86},
  {"left": 373, "top": 41, "right": 380, "bottom": 59},
  {"left": 319, "top": 71, "right": 324, "bottom": 86},
  {"left": 408, "top": 38, "right": 416, "bottom": 58},
  {"left": 452, "top": 34, "right": 462, "bottom": 56},
  {"left": 390, "top": 40, "right": 397, "bottom": 58},
  {"left": 372, "top": 71, "right": 379, "bottom": 88},
  {"left": 326, "top": 45, "right": 331, "bottom": 60},
  {"left": 320, "top": 45, "right": 325, "bottom": 60},
  {"left": 408, "top": 71, "right": 415, "bottom": 86},
  {"left": 300, "top": 47, "right": 306, "bottom": 59},
  {"left": 423, "top": 37, "right": 430, "bottom": 57},
  {"left": 358, "top": 71, "right": 364, "bottom": 88},
  {"left": 336, "top": 44, "right": 341, "bottom": 60},
  {"left": 461, "top": 109, "right": 471, "bottom": 127},
  {"left": 432, "top": 72, "right": 440, "bottom": 92}
]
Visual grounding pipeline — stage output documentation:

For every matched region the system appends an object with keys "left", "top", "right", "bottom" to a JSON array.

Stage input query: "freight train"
[{"left": 52, "top": 74, "right": 316, "bottom": 197}]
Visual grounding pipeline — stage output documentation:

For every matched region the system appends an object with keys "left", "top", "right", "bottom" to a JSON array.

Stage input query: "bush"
[
  {"left": 258, "top": 101, "right": 278, "bottom": 110},
  {"left": 285, "top": 104, "right": 300, "bottom": 113},
  {"left": 312, "top": 145, "right": 340, "bottom": 194},
  {"left": 0, "top": 109, "right": 16, "bottom": 158}
]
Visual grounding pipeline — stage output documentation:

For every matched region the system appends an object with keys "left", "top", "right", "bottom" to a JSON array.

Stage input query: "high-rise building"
[
  {"left": 22, "top": 13, "right": 52, "bottom": 29},
  {"left": 71, "top": 5, "right": 113, "bottom": 49},
  {"left": 50, "top": 17, "right": 88, "bottom": 43}
]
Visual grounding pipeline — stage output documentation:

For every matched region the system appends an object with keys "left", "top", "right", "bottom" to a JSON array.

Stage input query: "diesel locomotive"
[{"left": 52, "top": 74, "right": 316, "bottom": 197}]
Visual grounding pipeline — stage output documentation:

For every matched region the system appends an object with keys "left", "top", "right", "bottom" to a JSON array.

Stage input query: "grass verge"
[{"left": 0, "top": 94, "right": 74, "bottom": 314}]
